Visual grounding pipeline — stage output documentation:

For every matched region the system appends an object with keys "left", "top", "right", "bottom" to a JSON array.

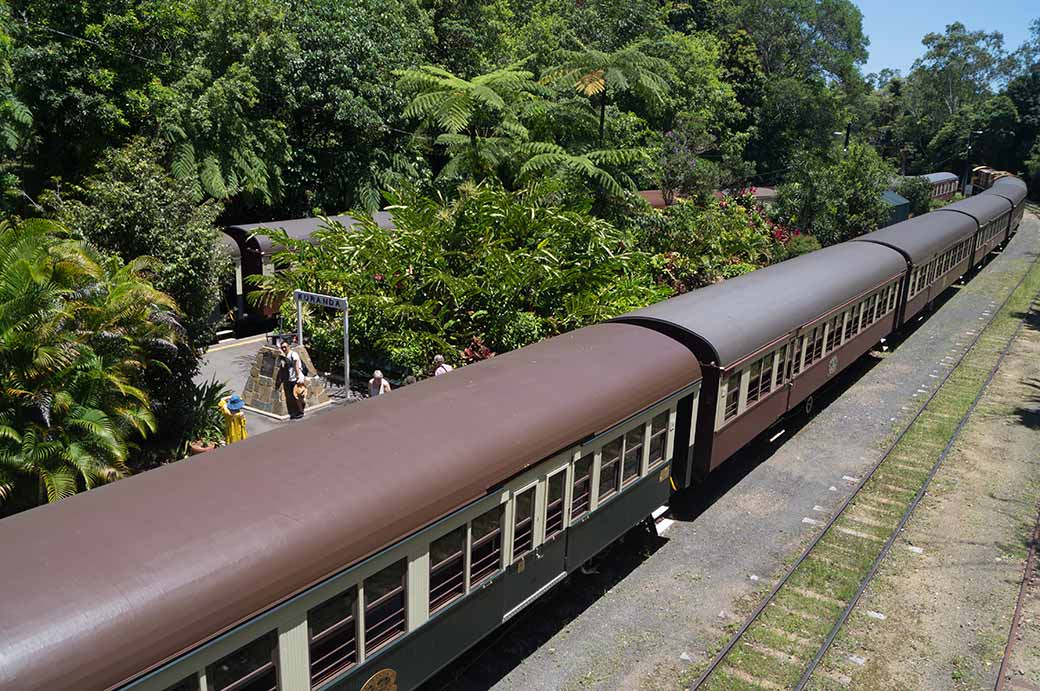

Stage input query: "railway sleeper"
[
  {"left": 727, "top": 642, "right": 805, "bottom": 686},
  {"left": 711, "top": 666, "right": 787, "bottom": 691}
]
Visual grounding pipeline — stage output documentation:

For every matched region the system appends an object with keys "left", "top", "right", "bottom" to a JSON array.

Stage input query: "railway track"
[
  {"left": 996, "top": 495, "right": 1040, "bottom": 691},
  {"left": 691, "top": 265, "right": 1040, "bottom": 691}
]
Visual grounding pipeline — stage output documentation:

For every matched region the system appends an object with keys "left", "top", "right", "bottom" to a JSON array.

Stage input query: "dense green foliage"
[
  {"left": 256, "top": 183, "right": 671, "bottom": 377},
  {"left": 774, "top": 142, "right": 894, "bottom": 245},
  {"left": 46, "top": 140, "right": 229, "bottom": 458},
  {"left": 0, "top": 219, "right": 181, "bottom": 512},
  {"left": 865, "top": 20, "right": 1040, "bottom": 198},
  {"left": 1, "top": 0, "right": 1038, "bottom": 506}
]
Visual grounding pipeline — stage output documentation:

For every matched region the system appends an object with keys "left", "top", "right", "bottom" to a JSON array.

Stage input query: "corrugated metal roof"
[
  {"left": 612, "top": 241, "right": 906, "bottom": 368},
  {"left": 920, "top": 172, "right": 958, "bottom": 184},
  {"left": 852, "top": 211, "right": 976, "bottom": 263},
  {"left": 0, "top": 323, "right": 700, "bottom": 691}
]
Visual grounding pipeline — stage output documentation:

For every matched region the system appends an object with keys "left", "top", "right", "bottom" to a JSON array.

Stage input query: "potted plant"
[{"left": 182, "top": 378, "right": 231, "bottom": 457}]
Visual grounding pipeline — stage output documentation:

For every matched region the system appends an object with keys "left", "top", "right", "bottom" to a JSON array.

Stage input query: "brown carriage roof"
[
  {"left": 852, "top": 211, "right": 977, "bottom": 264},
  {"left": 920, "top": 172, "right": 958, "bottom": 184},
  {"left": 611, "top": 241, "right": 906, "bottom": 368},
  {"left": 0, "top": 323, "right": 700, "bottom": 691},
  {"left": 216, "top": 229, "right": 241, "bottom": 258},
  {"left": 228, "top": 212, "right": 396, "bottom": 255},
  {"left": 984, "top": 176, "right": 1028, "bottom": 205},
  {"left": 936, "top": 194, "right": 1010, "bottom": 225}
]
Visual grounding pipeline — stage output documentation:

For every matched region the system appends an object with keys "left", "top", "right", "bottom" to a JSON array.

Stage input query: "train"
[
  {"left": 0, "top": 176, "right": 1029, "bottom": 691},
  {"left": 919, "top": 171, "right": 959, "bottom": 200}
]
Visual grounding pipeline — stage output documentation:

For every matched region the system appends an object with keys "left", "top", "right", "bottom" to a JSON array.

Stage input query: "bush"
[
  {"left": 780, "top": 233, "right": 822, "bottom": 259},
  {"left": 257, "top": 183, "right": 667, "bottom": 379},
  {"left": 774, "top": 141, "right": 895, "bottom": 246},
  {"left": 895, "top": 176, "right": 934, "bottom": 217},
  {"left": 49, "top": 139, "right": 230, "bottom": 460}
]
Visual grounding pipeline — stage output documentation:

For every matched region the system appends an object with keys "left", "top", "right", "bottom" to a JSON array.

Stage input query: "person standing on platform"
[
  {"left": 433, "top": 354, "right": 453, "bottom": 376},
  {"left": 278, "top": 340, "right": 305, "bottom": 420},
  {"left": 218, "top": 394, "right": 248, "bottom": 444},
  {"left": 369, "top": 370, "right": 391, "bottom": 397}
]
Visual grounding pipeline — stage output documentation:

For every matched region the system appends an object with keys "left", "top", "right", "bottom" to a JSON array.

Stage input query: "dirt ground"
[{"left": 815, "top": 302, "right": 1040, "bottom": 689}]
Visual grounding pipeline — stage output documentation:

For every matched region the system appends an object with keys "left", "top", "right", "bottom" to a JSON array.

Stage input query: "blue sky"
[{"left": 856, "top": 0, "right": 1036, "bottom": 76}]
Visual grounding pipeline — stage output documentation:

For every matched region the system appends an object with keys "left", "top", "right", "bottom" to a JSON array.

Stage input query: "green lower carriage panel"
[
  {"left": 323, "top": 573, "right": 505, "bottom": 691},
  {"left": 323, "top": 462, "right": 673, "bottom": 691},
  {"left": 566, "top": 462, "right": 672, "bottom": 572}
]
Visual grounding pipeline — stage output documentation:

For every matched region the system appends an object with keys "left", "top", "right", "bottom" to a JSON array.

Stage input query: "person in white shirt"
[
  {"left": 278, "top": 340, "right": 306, "bottom": 420},
  {"left": 433, "top": 354, "right": 453, "bottom": 376},
  {"left": 368, "top": 370, "right": 392, "bottom": 397}
]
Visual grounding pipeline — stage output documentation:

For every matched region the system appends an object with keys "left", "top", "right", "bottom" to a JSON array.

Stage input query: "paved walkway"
[
  {"left": 195, "top": 336, "right": 349, "bottom": 436},
  {"left": 424, "top": 215, "right": 1040, "bottom": 691}
]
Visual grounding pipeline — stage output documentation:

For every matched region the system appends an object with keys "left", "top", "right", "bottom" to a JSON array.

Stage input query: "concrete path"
[
  {"left": 423, "top": 215, "right": 1040, "bottom": 691},
  {"left": 195, "top": 335, "right": 348, "bottom": 437}
]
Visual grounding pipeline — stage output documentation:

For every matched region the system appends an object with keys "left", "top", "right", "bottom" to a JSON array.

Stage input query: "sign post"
[{"left": 293, "top": 290, "right": 350, "bottom": 389}]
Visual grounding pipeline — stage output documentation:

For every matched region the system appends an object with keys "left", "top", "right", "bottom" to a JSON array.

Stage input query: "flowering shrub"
[{"left": 633, "top": 191, "right": 795, "bottom": 292}]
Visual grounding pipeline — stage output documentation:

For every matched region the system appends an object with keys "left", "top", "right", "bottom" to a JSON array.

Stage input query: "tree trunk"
[
  {"left": 598, "top": 90, "right": 607, "bottom": 148},
  {"left": 470, "top": 128, "right": 481, "bottom": 180}
]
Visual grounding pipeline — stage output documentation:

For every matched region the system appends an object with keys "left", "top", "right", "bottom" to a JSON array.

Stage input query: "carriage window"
[
  {"left": 747, "top": 359, "right": 763, "bottom": 404},
  {"left": 308, "top": 587, "right": 357, "bottom": 686},
  {"left": 648, "top": 412, "right": 669, "bottom": 467},
  {"left": 364, "top": 559, "right": 407, "bottom": 653},
  {"left": 429, "top": 526, "right": 465, "bottom": 613},
  {"left": 775, "top": 344, "right": 788, "bottom": 387},
  {"left": 163, "top": 676, "right": 198, "bottom": 691},
  {"left": 206, "top": 631, "right": 277, "bottom": 691},
  {"left": 470, "top": 505, "right": 503, "bottom": 585},
  {"left": 622, "top": 427, "right": 643, "bottom": 486},
  {"left": 598, "top": 438, "right": 622, "bottom": 502},
  {"left": 825, "top": 316, "right": 840, "bottom": 352},
  {"left": 889, "top": 283, "right": 897, "bottom": 311},
  {"left": 724, "top": 373, "right": 740, "bottom": 419},
  {"left": 512, "top": 487, "right": 536, "bottom": 560},
  {"left": 545, "top": 472, "right": 566, "bottom": 541},
  {"left": 808, "top": 326, "right": 824, "bottom": 364},
  {"left": 571, "top": 454, "right": 593, "bottom": 519},
  {"left": 759, "top": 352, "right": 774, "bottom": 396},
  {"left": 847, "top": 304, "right": 861, "bottom": 338},
  {"left": 792, "top": 336, "right": 805, "bottom": 375}
]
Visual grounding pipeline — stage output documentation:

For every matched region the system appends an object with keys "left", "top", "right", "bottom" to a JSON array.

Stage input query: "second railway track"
[{"left": 691, "top": 261, "right": 1040, "bottom": 691}]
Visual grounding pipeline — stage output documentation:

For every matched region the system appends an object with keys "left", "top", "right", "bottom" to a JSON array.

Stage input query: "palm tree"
[
  {"left": 518, "top": 142, "right": 646, "bottom": 198},
  {"left": 0, "top": 219, "right": 181, "bottom": 510},
  {"left": 546, "top": 41, "right": 672, "bottom": 147},
  {"left": 397, "top": 63, "right": 541, "bottom": 180}
]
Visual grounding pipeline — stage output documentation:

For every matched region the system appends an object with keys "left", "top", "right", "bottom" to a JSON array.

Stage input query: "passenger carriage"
[
  {"left": 0, "top": 324, "right": 701, "bottom": 691},
  {"left": 853, "top": 212, "right": 977, "bottom": 324},
  {"left": 919, "top": 172, "right": 959, "bottom": 200},
  {"left": 982, "top": 176, "right": 1028, "bottom": 235},
  {"left": 613, "top": 242, "right": 906, "bottom": 482},
  {"left": 937, "top": 194, "right": 1013, "bottom": 264}
]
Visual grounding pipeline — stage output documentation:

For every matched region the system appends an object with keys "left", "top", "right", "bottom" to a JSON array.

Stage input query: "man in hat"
[{"left": 218, "top": 394, "right": 248, "bottom": 444}]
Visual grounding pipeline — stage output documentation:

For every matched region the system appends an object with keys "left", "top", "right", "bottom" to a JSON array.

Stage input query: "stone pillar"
[{"left": 242, "top": 344, "right": 331, "bottom": 420}]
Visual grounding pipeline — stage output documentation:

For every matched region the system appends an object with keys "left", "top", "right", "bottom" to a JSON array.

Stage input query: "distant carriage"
[
  {"left": 218, "top": 212, "right": 396, "bottom": 328},
  {"left": 918, "top": 171, "right": 959, "bottom": 200}
]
